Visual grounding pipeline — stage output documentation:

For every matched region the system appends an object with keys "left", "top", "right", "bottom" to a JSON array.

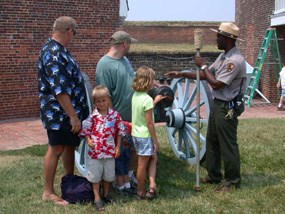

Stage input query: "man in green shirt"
[
  {"left": 96, "top": 31, "right": 137, "bottom": 122},
  {"left": 96, "top": 31, "right": 138, "bottom": 193}
]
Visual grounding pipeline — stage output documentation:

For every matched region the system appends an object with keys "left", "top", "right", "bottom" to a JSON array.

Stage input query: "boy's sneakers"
[
  {"left": 114, "top": 185, "right": 137, "bottom": 196},
  {"left": 277, "top": 106, "right": 284, "bottom": 111},
  {"left": 129, "top": 174, "right": 138, "bottom": 187},
  {"left": 102, "top": 195, "right": 115, "bottom": 204},
  {"left": 123, "top": 186, "right": 137, "bottom": 196}
]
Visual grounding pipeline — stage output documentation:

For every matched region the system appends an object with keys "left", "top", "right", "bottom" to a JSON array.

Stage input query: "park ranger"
[{"left": 165, "top": 22, "right": 247, "bottom": 192}]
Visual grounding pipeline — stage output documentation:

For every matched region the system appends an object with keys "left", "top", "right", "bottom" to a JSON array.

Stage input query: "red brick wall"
[
  {"left": 127, "top": 52, "right": 220, "bottom": 78},
  {"left": 236, "top": 0, "right": 283, "bottom": 103},
  {"left": 0, "top": 0, "right": 121, "bottom": 120},
  {"left": 3, "top": 0, "right": 284, "bottom": 120},
  {"left": 123, "top": 22, "right": 220, "bottom": 44},
  {"left": 276, "top": 26, "right": 285, "bottom": 66}
]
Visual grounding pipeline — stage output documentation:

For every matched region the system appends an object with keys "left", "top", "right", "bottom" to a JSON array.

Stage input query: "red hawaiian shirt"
[{"left": 79, "top": 108, "right": 125, "bottom": 159}]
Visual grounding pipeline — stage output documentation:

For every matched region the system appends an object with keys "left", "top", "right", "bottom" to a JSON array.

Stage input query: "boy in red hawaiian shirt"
[{"left": 79, "top": 85, "right": 125, "bottom": 211}]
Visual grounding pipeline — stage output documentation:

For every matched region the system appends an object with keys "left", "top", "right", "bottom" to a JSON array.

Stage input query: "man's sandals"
[{"left": 42, "top": 194, "right": 69, "bottom": 206}]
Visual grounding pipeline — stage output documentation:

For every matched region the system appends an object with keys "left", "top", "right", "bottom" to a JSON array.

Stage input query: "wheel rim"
[
  {"left": 75, "top": 139, "right": 89, "bottom": 177},
  {"left": 166, "top": 71, "right": 212, "bottom": 165},
  {"left": 75, "top": 75, "right": 93, "bottom": 176}
]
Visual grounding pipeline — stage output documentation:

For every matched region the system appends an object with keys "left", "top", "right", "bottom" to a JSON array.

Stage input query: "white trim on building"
[
  {"left": 120, "top": 0, "right": 129, "bottom": 21},
  {"left": 271, "top": 0, "right": 285, "bottom": 26}
]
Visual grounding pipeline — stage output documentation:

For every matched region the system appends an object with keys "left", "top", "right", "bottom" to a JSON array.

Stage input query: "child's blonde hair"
[
  {"left": 92, "top": 85, "right": 111, "bottom": 101},
  {"left": 132, "top": 66, "right": 155, "bottom": 92}
]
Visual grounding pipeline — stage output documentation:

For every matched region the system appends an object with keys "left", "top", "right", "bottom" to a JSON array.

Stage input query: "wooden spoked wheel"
[{"left": 165, "top": 71, "right": 212, "bottom": 165}]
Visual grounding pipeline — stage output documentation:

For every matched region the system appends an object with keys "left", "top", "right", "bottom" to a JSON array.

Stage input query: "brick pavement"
[
  {"left": 0, "top": 117, "right": 47, "bottom": 151},
  {"left": 0, "top": 103, "right": 284, "bottom": 151}
]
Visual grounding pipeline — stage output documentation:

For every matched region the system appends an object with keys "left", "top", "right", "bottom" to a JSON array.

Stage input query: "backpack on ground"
[{"left": 61, "top": 174, "right": 94, "bottom": 204}]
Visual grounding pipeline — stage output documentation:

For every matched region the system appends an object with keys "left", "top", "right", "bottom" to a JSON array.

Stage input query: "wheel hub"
[{"left": 166, "top": 108, "right": 185, "bottom": 129}]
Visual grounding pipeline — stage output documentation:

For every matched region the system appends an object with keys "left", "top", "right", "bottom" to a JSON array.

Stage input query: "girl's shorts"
[{"left": 132, "top": 136, "right": 155, "bottom": 156}]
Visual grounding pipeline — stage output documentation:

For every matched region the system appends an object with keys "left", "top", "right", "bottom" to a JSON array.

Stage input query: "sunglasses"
[{"left": 67, "top": 28, "right": 76, "bottom": 36}]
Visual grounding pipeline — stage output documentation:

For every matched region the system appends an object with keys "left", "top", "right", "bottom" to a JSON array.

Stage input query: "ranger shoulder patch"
[{"left": 226, "top": 63, "right": 235, "bottom": 72}]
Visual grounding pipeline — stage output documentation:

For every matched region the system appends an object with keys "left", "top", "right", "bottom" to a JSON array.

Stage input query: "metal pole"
[{"left": 194, "top": 29, "right": 203, "bottom": 192}]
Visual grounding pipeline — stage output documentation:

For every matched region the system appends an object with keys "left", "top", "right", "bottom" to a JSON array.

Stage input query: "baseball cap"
[{"left": 110, "top": 31, "right": 138, "bottom": 44}]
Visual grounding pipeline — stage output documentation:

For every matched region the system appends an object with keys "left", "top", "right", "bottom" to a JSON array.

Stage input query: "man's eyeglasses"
[{"left": 67, "top": 28, "right": 76, "bottom": 36}]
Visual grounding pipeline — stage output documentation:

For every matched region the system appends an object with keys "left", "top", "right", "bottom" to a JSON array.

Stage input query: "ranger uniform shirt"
[{"left": 209, "top": 46, "right": 247, "bottom": 101}]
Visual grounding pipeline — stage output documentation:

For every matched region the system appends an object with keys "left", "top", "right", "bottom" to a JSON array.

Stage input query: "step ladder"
[{"left": 244, "top": 28, "right": 282, "bottom": 107}]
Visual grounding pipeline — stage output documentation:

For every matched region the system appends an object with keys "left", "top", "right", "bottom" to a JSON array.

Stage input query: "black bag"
[
  {"left": 61, "top": 174, "right": 94, "bottom": 204},
  {"left": 233, "top": 78, "right": 245, "bottom": 117},
  {"left": 233, "top": 92, "right": 245, "bottom": 117}
]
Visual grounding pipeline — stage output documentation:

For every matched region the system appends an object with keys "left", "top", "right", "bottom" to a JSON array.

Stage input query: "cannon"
[{"left": 75, "top": 70, "right": 212, "bottom": 176}]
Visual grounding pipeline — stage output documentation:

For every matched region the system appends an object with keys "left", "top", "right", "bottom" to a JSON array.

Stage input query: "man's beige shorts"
[{"left": 86, "top": 158, "right": 115, "bottom": 183}]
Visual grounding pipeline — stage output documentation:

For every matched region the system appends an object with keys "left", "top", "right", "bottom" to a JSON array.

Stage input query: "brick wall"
[
  {"left": 276, "top": 26, "right": 285, "bottom": 66},
  {"left": 236, "top": 0, "right": 284, "bottom": 103},
  {"left": 127, "top": 52, "right": 220, "bottom": 79},
  {"left": 123, "top": 22, "right": 220, "bottom": 44},
  {"left": 0, "top": 0, "right": 121, "bottom": 120},
  {"left": 124, "top": 21, "right": 221, "bottom": 84},
  {"left": 3, "top": 0, "right": 284, "bottom": 120}
]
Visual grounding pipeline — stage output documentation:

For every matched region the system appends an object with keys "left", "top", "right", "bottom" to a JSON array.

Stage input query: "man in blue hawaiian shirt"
[{"left": 37, "top": 16, "right": 88, "bottom": 205}]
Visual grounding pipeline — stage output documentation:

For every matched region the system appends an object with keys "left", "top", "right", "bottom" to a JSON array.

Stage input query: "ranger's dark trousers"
[{"left": 206, "top": 99, "right": 241, "bottom": 186}]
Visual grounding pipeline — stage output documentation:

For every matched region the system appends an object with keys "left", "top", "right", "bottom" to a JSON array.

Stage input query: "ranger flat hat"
[
  {"left": 110, "top": 31, "right": 138, "bottom": 44},
  {"left": 211, "top": 22, "right": 243, "bottom": 41}
]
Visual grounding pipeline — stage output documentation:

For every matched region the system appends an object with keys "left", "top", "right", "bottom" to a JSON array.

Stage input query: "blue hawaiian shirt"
[{"left": 37, "top": 38, "right": 88, "bottom": 130}]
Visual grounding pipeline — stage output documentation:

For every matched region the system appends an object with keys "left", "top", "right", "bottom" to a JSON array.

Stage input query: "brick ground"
[{"left": 0, "top": 117, "right": 47, "bottom": 151}]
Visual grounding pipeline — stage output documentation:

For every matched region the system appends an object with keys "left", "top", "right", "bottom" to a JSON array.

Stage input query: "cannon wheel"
[
  {"left": 75, "top": 72, "right": 93, "bottom": 177},
  {"left": 75, "top": 138, "right": 89, "bottom": 177},
  {"left": 165, "top": 71, "right": 212, "bottom": 165}
]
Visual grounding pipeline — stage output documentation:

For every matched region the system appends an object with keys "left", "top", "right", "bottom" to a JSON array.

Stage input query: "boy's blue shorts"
[{"left": 115, "top": 134, "right": 132, "bottom": 176}]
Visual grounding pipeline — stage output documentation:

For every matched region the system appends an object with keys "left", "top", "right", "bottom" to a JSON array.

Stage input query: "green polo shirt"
[{"left": 96, "top": 55, "right": 134, "bottom": 122}]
